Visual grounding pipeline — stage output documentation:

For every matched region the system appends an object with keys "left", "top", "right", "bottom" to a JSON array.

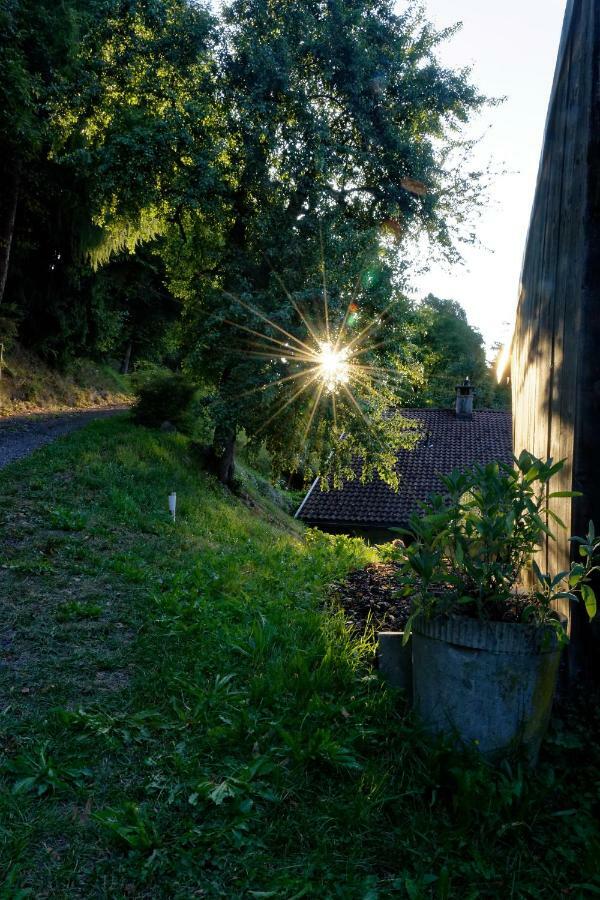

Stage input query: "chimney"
[{"left": 455, "top": 377, "right": 475, "bottom": 421}]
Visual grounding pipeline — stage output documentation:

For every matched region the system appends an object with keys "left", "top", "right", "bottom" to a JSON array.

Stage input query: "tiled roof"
[{"left": 297, "top": 409, "right": 513, "bottom": 528}]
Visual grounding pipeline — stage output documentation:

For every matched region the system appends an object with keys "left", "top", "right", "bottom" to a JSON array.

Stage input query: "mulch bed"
[
  {"left": 333, "top": 564, "right": 561, "bottom": 636},
  {"left": 332, "top": 562, "right": 411, "bottom": 635}
]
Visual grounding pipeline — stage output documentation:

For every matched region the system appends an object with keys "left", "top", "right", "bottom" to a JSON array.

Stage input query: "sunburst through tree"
[{"left": 223, "top": 253, "right": 423, "bottom": 490}]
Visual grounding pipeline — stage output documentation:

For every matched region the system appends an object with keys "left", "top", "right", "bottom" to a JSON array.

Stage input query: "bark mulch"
[{"left": 332, "top": 562, "right": 411, "bottom": 635}]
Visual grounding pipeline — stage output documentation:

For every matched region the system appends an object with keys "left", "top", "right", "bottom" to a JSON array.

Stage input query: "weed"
[
  {"left": 46, "top": 506, "right": 87, "bottom": 532},
  {"left": 0, "top": 555, "right": 53, "bottom": 576},
  {"left": 55, "top": 601, "right": 102, "bottom": 622},
  {"left": 3, "top": 744, "right": 92, "bottom": 797},
  {"left": 93, "top": 803, "right": 160, "bottom": 851}
]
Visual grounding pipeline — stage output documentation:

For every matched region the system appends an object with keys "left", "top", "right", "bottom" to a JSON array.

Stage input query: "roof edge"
[
  {"left": 294, "top": 476, "right": 319, "bottom": 519},
  {"left": 300, "top": 518, "right": 407, "bottom": 530}
]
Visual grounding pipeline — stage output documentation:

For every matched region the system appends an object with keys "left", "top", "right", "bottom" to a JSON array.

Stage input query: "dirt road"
[{"left": 0, "top": 407, "right": 129, "bottom": 470}]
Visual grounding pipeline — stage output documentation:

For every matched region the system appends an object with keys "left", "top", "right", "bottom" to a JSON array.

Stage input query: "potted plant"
[{"left": 395, "top": 452, "right": 600, "bottom": 765}]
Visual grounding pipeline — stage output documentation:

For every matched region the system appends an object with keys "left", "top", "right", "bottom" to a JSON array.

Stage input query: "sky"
[{"left": 408, "top": 0, "right": 567, "bottom": 350}]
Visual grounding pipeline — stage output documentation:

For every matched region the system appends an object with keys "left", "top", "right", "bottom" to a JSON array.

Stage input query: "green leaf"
[
  {"left": 551, "top": 570, "right": 570, "bottom": 588},
  {"left": 581, "top": 584, "right": 597, "bottom": 620},
  {"left": 532, "top": 560, "right": 549, "bottom": 586},
  {"left": 547, "top": 509, "right": 567, "bottom": 529},
  {"left": 539, "top": 521, "right": 556, "bottom": 540},
  {"left": 403, "top": 613, "right": 417, "bottom": 644},
  {"left": 548, "top": 491, "right": 583, "bottom": 499},
  {"left": 553, "top": 592, "right": 578, "bottom": 603},
  {"left": 209, "top": 781, "right": 236, "bottom": 805},
  {"left": 12, "top": 777, "right": 38, "bottom": 795},
  {"left": 546, "top": 460, "right": 566, "bottom": 478}
]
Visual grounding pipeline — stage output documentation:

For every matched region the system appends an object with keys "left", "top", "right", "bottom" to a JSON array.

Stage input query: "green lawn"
[{"left": 0, "top": 417, "right": 599, "bottom": 898}]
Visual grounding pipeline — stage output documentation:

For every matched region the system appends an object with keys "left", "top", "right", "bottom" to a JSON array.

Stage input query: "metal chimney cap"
[{"left": 456, "top": 377, "right": 475, "bottom": 396}]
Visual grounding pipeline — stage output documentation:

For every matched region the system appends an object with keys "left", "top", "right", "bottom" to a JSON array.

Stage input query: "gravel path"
[{"left": 0, "top": 406, "right": 129, "bottom": 470}]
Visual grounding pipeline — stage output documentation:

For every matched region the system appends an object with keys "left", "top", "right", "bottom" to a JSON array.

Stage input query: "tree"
[
  {"left": 51, "top": 0, "right": 217, "bottom": 268},
  {"left": 0, "top": 0, "right": 492, "bottom": 484},
  {"left": 90, "top": 251, "right": 181, "bottom": 372},
  {"left": 1, "top": 0, "right": 216, "bottom": 367},
  {"left": 166, "top": 0, "right": 487, "bottom": 484},
  {"left": 0, "top": 0, "right": 81, "bottom": 307},
  {"left": 407, "top": 295, "right": 496, "bottom": 407}
]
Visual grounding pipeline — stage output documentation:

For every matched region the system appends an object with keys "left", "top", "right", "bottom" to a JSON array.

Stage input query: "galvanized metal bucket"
[{"left": 412, "top": 614, "right": 564, "bottom": 765}]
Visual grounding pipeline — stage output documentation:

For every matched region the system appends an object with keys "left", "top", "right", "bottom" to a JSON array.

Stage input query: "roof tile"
[{"left": 297, "top": 409, "right": 513, "bottom": 528}]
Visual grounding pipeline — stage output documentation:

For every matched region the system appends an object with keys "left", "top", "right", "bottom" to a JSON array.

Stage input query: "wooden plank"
[
  {"left": 547, "top": 0, "right": 591, "bottom": 595},
  {"left": 512, "top": 0, "right": 598, "bottom": 646}
]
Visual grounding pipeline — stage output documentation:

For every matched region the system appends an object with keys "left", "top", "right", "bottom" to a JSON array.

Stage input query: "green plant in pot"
[{"left": 394, "top": 451, "right": 600, "bottom": 765}]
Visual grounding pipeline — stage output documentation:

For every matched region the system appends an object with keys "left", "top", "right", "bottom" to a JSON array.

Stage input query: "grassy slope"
[
  {"left": 0, "top": 345, "right": 131, "bottom": 416},
  {"left": 0, "top": 418, "right": 599, "bottom": 899}
]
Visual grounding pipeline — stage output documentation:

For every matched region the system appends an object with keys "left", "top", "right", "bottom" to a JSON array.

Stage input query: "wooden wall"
[{"left": 512, "top": 0, "right": 600, "bottom": 676}]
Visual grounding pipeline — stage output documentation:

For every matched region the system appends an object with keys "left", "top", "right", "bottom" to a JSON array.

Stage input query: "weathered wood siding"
[{"left": 512, "top": 0, "right": 600, "bottom": 672}]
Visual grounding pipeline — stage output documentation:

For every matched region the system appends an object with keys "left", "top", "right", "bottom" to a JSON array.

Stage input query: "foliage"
[
  {"left": 0, "top": 0, "right": 99, "bottom": 338},
  {"left": 403, "top": 295, "right": 507, "bottom": 409},
  {"left": 1, "top": 0, "right": 497, "bottom": 480},
  {"left": 0, "top": 419, "right": 599, "bottom": 896},
  {"left": 3, "top": 744, "right": 91, "bottom": 797},
  {"left": 396, "top": 451, "right": 600, "bottom": 640},
  {"left": 132, "top": 369, "right": 198, "bottom": 432},
  {"left": 52, "top": 0, "right": 217, "bottom": 267},
  {"left": 0, "top": 0, "right": 213, "bottom": 368},
  {"left": 171, "top": 0, "right": 489, "bottom": 481}
]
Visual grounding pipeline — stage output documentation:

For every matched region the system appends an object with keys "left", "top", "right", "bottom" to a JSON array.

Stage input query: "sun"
[
  {"left": 317, "top": 341, "right": 351, "bottom": 393},
  {"left": 223, "top": 267, "right": 404, "bottom": 440}
]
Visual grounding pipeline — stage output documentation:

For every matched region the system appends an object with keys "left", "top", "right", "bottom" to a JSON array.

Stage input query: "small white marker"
[{"left": 169, "top": 492, "right": 177, "bottom": 522}]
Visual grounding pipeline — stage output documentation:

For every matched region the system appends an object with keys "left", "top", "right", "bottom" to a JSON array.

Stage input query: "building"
[
  {"left": 511, "top": 0, "right": 600, "bottom": 676},
  {"left": 296, "top": 382, "right": 512, "bottom": 541}
]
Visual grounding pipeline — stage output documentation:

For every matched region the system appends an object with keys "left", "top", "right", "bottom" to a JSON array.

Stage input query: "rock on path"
[{"left": 0, "top": 406, "right": 129, "bottom": 470}]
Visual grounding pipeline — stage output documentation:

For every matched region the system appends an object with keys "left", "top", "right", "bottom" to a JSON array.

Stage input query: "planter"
[
  {"left": 412, "top": 614, "right": 564, "bottom": 765},
  {"left": 377, "top": 631, "right": 412, "bottom": 695}
]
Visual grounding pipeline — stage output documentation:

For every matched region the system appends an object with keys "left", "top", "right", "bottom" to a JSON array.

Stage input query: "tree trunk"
[
  {"left": 212, "top": 422, "right": 236, "bottom": 488},
  {"left": 120, "top": 341, "right": 133, "bottom": 375},
  {"left": 0, "top": 167, "right": 21, "bottom": 306}
]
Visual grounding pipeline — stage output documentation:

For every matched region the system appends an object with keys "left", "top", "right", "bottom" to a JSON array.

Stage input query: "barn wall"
[{"left": 512, "top": 0, "right": 600, "bottom": 670}]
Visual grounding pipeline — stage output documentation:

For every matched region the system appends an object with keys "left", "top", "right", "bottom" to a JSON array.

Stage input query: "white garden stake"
[{"left": 169, "top": 492, "right": 177, "bottom": 522}]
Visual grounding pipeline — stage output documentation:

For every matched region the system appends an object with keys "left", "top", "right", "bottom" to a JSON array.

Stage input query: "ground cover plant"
[{"left": 0, "top": 417, "right": 599, "bottom": 897}]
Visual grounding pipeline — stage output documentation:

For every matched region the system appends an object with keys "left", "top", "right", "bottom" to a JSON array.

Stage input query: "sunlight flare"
[
  {"left": 224, "top": 269, "right": 404, "bottom": 443},
  {"left": 316, "top": 341, "right": 351, "bottom": 393}
]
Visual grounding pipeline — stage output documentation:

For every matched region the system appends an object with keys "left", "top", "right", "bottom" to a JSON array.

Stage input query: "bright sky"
[{"left": 409, "top": 0, "right": 567, "bottom": 350}]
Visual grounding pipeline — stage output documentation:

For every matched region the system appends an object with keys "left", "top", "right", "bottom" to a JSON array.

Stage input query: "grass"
[
  {"left": 0, "top": 416, "right": 599, "bottom": 898},
  {"left": 0, "top": 344, "right": 131, "bottom": 415}
]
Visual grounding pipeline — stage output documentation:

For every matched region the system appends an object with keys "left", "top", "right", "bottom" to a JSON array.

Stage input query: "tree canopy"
[
  {"left": 405, "top": 295, "right": 506, "bottom": 409},
  {"left": 0, "top": 0, "right": 498, "bottom": 484}
]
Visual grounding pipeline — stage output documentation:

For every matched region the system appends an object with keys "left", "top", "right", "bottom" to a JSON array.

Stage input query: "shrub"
[
  {"left": 0, "top": 311, "right": 18, "bottom": 353},
  {"left": 394, "top": 452, "right": 600, "bottom": 640},
  {"left": 132, "top": 370, "right": 198, "bottom": 432}
]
